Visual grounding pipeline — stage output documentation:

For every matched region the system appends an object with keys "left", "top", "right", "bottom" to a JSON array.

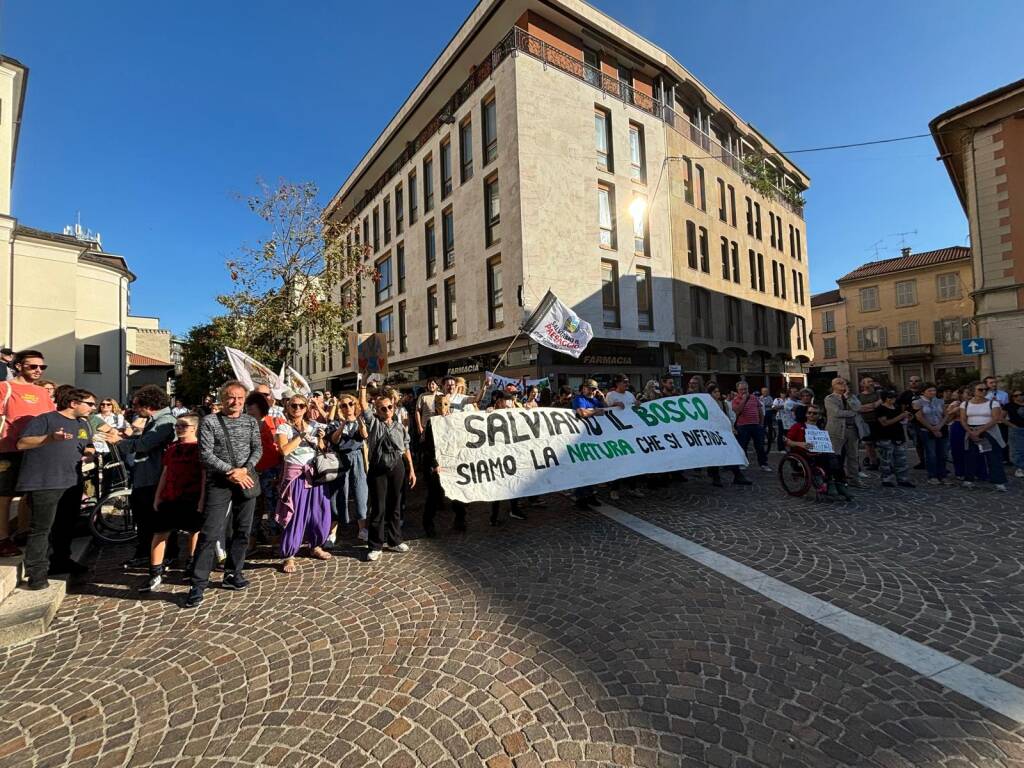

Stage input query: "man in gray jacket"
[
  {"left": 183, "top": 380, "right": 261, "bottom": 609},
  {"left": 107, "top": 385, "right": 176, "bottom": 567}
]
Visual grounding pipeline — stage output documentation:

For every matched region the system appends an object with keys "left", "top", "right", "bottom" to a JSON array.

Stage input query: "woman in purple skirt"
[{"left": 275, "top": 395, "right": 333, "bottom": 573}]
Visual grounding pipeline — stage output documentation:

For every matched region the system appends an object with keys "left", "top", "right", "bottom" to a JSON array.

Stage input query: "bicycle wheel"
[
  {"left": 778, "top": 454, "right": 812, "bottom": 497},
  {"left": 90, "top": 490, "right": 137, "bottom": 544}
]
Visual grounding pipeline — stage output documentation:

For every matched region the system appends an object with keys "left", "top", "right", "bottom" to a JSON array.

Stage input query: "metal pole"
[{"left": 490, "top": 328, "right": 525, "bottom": 379}]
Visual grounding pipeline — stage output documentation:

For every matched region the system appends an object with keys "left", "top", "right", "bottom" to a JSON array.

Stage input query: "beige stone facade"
[
  {"left": 811, "top": 247, "right": 976, "bottom": 389},
  {"left": 306, "top": 0, "right": 812, "bottom": 394},
  {"left": 932, "top": 79, "right": 1024, "bottom": 375}
]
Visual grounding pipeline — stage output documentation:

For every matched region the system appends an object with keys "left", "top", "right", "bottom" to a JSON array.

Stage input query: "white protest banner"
[
  {"left": 225, "top": 348, "right": 285, "bottom": 396},
  {"left": 804, "top": 426, "right": 834, "bottom": 454},
  {"left": 279, "top": 364, "right": 312, "bottom": 396},
  {"left": 485, "top": 371, "right": 549, "bottom": 391},
  {"left": 522, "top": 290, "right": 594, "bottom": 359},
  {"left": 433, "top": 394, "right": 747, "bottom": 503}
]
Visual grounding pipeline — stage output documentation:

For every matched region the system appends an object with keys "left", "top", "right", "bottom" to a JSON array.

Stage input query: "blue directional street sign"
[{"left": 961, "top": 337, "right": 988, "bottom": 356}]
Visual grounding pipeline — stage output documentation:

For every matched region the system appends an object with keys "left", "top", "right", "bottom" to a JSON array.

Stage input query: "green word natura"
[{"left": 633, "top": 396, "right": 709, "bottom": 426}]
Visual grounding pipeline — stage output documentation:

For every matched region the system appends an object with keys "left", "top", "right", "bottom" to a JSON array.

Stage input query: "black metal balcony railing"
[
  {"left": 888, "top": 343, "right": 934, "bottom": 361},
  {"left": 342, "top": 26, "right": 804, "bottom": 224}
]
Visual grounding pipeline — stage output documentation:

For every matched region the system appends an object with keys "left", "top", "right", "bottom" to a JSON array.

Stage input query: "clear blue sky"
[{"left": 4, "top": 1, "right": 1022, "bottom": 334}]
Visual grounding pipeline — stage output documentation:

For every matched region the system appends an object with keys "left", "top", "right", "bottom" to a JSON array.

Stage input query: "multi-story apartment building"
[
  {"left": 304, "top": 0, "right": 812, "bottom": 394},
  {"left": 811, "top": 246, "right": 976, "bottom": 388},
  {"left": 931, "top": 78, "right": 1024, "bottom": 375}
]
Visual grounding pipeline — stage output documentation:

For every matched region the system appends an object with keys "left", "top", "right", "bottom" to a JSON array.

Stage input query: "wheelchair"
[{"left": 778, "top": 450, "right": 828, "bottom": 498}]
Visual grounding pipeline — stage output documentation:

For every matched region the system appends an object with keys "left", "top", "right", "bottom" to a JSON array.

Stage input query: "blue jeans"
[
  {"left": 921, "top": 431, "right": 949, "bottom": 480},
  {"left": 965, "top": 433, "right": 1006, "bottom": 485},
  {"left": 329, "top": 461, "right": 368, "bottom": 524},
  {"left": 1011, "top": 426, "right": 1024, "bottom": 471},
  {"left": 736, "top": 423, "right": 767, "bottom": 466}
]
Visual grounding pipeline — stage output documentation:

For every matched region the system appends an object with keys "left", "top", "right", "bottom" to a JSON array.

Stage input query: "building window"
[
  {"left": 459, "top": 118, "right": 474, "bottom": 184},
  {"left": 442, "top": 208, "right": 455, "bottom": 269},
  {"left": 601, "top": 259, "right": 620, "bottom": 328},
  {"left": 695, "top": 164, "right": 706, "bottom": 211},
  {"left": 408, "top": 170, "right": 418, "bottom": 224},
  {"left": 398, "top": 300, "right": 408, "bottom": 353},
  {"left": 754, "top": 305, "right": 768, "bottom": 346},
  {"left": 376, "top": 309, "right": 394, "bottom": 347},
  {"left": 482, "top": 94, "right": 497, "bottom": 165},
  {"left": 779, "top": 262, "right": 787, "bottom": 300},
  {"left": 395, "top": 185, "right": 404, "bottom": 235},
  {"left": 859, "top": 286, "right": 880, "bottom": 311},
  {"left": 796, "top": 316, "right": 807, "bottom": 351},
  {"left": 485, "top": 175, "right": 500, "bottom": 247},
  {"left": 372, "top": 207, "right": 380, "bottom": 252},
  {"left": 771, "top": 260, "right": 780, "bottom": 297},
  {"left": 717, "top": 178, "right": 727, "bottom": 222},
  {"left": 720, "top": 237, "right": 730, "bottom": 280},
  {"left": 425, "top": 220, "right": 436, "bottom": 277},
  {"left": 754, "top": 202, "right": 762, "bottom": 240},
  {"left": 858, "top": 326, "right": 886, "bottom": 351},
  {"left": 636, "top": 266, "right": 653, "bottom": 331},
  {"left": 730, "top": 242, "right": 740, "bottom": 284},
  {"left": 823, "top": 337, "right": 837, "bottom": 359},
  {"left": 898, "top": 320, "right": 920, "bottom": 345},
  {"left": 748, "top": 249, "right": 757, "bottom": 289},
  {"left": 583, "top": 46, "right": 600, "bottom": 85},
  {"left": 895, "top": 279, "right": 917, "bottom": 307},
  {"left": 690, "top": 286, "right": 711, "bottom": 338},
  {"left": 595, "top": 107, "right": 612, "bottom": 172},
  {"left": 686, "top": 222, "right": 698, "bottom": 270},
  {"left": 440, "top": 138, "right": 453, "bottom": 199},
  {"left": 423, "top": 155, "right": 434, "bottom": 212},
  {"left": 383, "top": 197, "right": 391, "bottom": 245},
  {"left": 487, "top": 256, "right": 504, "bottom": 329},
  {"left": 396, "top": 243, "right": 406, "bottom": 294},
  {"left": 769, "top": 212, "right": 776, "bottom": 248},
  {"left": 83, "top": 344, "right": 101, "bottom": 373},
  {"left": 791, "top": 269, "right": 798, "bottom": 304},
  {"left": 598, "top": 183, "right": 616, "bottom": 248},
  {"left": 775, "top": 310, "right": 787, "bottom": 348},
  {"left": 698, "top": 226, "right": 709, "bottom": 273},
  {"left": 628, "top": 122, "right": 645, "bottom": 182},
  {"left": 427, "top": 286, "right": 439, "bottom": 344},
  {"left": 362, "top": 217, "right": 369, "bottom": 252},
  {"left": 726, "top": 297, "right": 743, "bottom": 343},
  {"left": 444, "top": 278, "right": 458, "bottom": 340},
  {"left": 757, "top": 252, "right": 765, "bottom": 292},
  {"left": 728, "top": 185, "right": 737, "bottom": 227},
  {"left": 822, "top": 309, "right": 836, "bottom": 333},
  {"left": 745, "top": 197, "right": 753, "bottom": 236},
  {"left": 936, "top": 272, "right": 960, "bottom": 300},
  {"left": 795, "top": 228, "right": 802, "bottom": 261},
  {"left": 936, "top": 317, "right": 965, "bottom": 345},
  {"left": 375, "top": 254, "right": 392, "bottom": 304},
  {"left": 789, "top": 224, "right": 795, "bottom": 259},
  {"left": 682, "top": 158, "right": 694, "bottom": 205},
  {"left": 798, "top": 273, "right": 805, "bottom": 305},
  {"left": 631, "top": 194, "right": 648, "bottom": 257}
]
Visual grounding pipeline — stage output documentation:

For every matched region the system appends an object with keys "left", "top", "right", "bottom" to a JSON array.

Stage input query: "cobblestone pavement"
[
  {"left": 0, "top": 466, "right": 1023, "bottom": 767},
  {"left": 628, "top": 454, "right": 1024, "bottom": 689}
]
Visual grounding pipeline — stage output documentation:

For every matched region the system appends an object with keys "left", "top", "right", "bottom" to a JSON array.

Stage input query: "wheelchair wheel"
[
  {"left": 778, "top": 454, "right": 812, "bottom": 497},
  {"left": 90, "top": 490, "right": 137, "bottom": 544}
]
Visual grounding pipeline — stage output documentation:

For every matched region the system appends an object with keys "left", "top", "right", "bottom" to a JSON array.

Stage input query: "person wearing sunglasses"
[
  {"left": 0, "top": 350, "right": 56, "bottom": 557},
  {"left": 959, "top": 382, "right": 1008, "bottom": 491},
  {"left": 328, "top": 395, "right": 369, "bottom": 545},
  {"left": 274, "top": 395, "right": 332, "bottom": 574},
  {"left": 1006, "top": 389, "right": 1024, "bottom": 479},
  {"left": 357, "top": 382, "right": 416, "bottom": 561},
  {"left": 15, "top": 388, "right": 98, "bottom": 589}
]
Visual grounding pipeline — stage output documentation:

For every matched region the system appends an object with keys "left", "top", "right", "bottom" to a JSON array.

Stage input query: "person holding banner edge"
[{"left": 571, "top": 379, "right": 607, "bottom": 509}]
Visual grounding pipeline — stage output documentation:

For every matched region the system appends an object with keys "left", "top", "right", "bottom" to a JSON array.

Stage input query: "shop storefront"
[{"left": 539, "top": 341, "right": 667, "bottom": 393}]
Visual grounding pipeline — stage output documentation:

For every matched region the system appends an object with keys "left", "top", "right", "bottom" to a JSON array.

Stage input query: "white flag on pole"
[
  {"left": 521, "top": 290, "right": 594, "bottom": 359},
  {"left": 224, "top": 347, "right": 285, "bottom": 396},
  {"left": 279, "top": 364, "right": 312, "bottom": 396}
]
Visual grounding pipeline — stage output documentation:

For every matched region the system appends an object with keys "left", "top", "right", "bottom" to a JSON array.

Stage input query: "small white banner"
[
  {"left": 225, "top": 347, "right": 286, "bottom": 397},
  {"left": 433, "top": 394, "right": 747, "bottom": 503},
  {"left": 522, "top": 290, "right": 594, "bottom": 359},
  {"left": 485, "top": 371, "right": 550, "bottom": 391},
  {"left": 804, "top": 426, "right": 834, "bottom": 454}
]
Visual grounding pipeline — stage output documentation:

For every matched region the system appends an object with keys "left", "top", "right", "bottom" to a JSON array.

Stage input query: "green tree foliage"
[{"left": 217, "top": 179, "right": 372, "bottom": 364}]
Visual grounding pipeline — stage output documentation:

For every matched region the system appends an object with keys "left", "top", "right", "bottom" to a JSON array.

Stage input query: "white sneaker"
[
  {"left": 609, "top": 490, "right": 621, "bottom": 501},
  {"left": 927, "top": 478, "right": 941, "bottom": 486},
  {"left": 357, "top": 528, "right": 369, "bottom": 543},
  {"left": 962, "top": 481, "right": 975, "bottom": 489},
  {"left": 390, "top": 543, "right": 410, "bottom": 553},
  {"left": 760, "top": 465, "right": 773, "bottom": 473},
  {"left": 858, "top": 471, "right": 870, "bottom": 479},
  {"left": 366, "top": 549, "right": 381, "bottom": 561},
  {"left": 995, "top": 484, "right": 1008, "bottom": 492},
  {"left": 1015, "top": 469, "right": 1024, "bottom": 478}
]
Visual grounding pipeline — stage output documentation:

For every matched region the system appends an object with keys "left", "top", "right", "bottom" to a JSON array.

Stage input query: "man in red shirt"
[
  {"left": 0, "top": 350, "right": 55, "bottom": 556},
  {"left": 731, "top": 381, "right": 771, "bottom": 472}
]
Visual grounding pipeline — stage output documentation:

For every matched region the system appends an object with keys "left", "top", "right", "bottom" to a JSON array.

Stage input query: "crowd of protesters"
[{"left": 1, "top": 343, "right": 1021, "bottom": 607}]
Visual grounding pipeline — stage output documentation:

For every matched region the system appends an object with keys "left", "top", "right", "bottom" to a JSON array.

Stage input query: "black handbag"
[{"left": 217, "top": 415, "right": 261, "bottom": 499}]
